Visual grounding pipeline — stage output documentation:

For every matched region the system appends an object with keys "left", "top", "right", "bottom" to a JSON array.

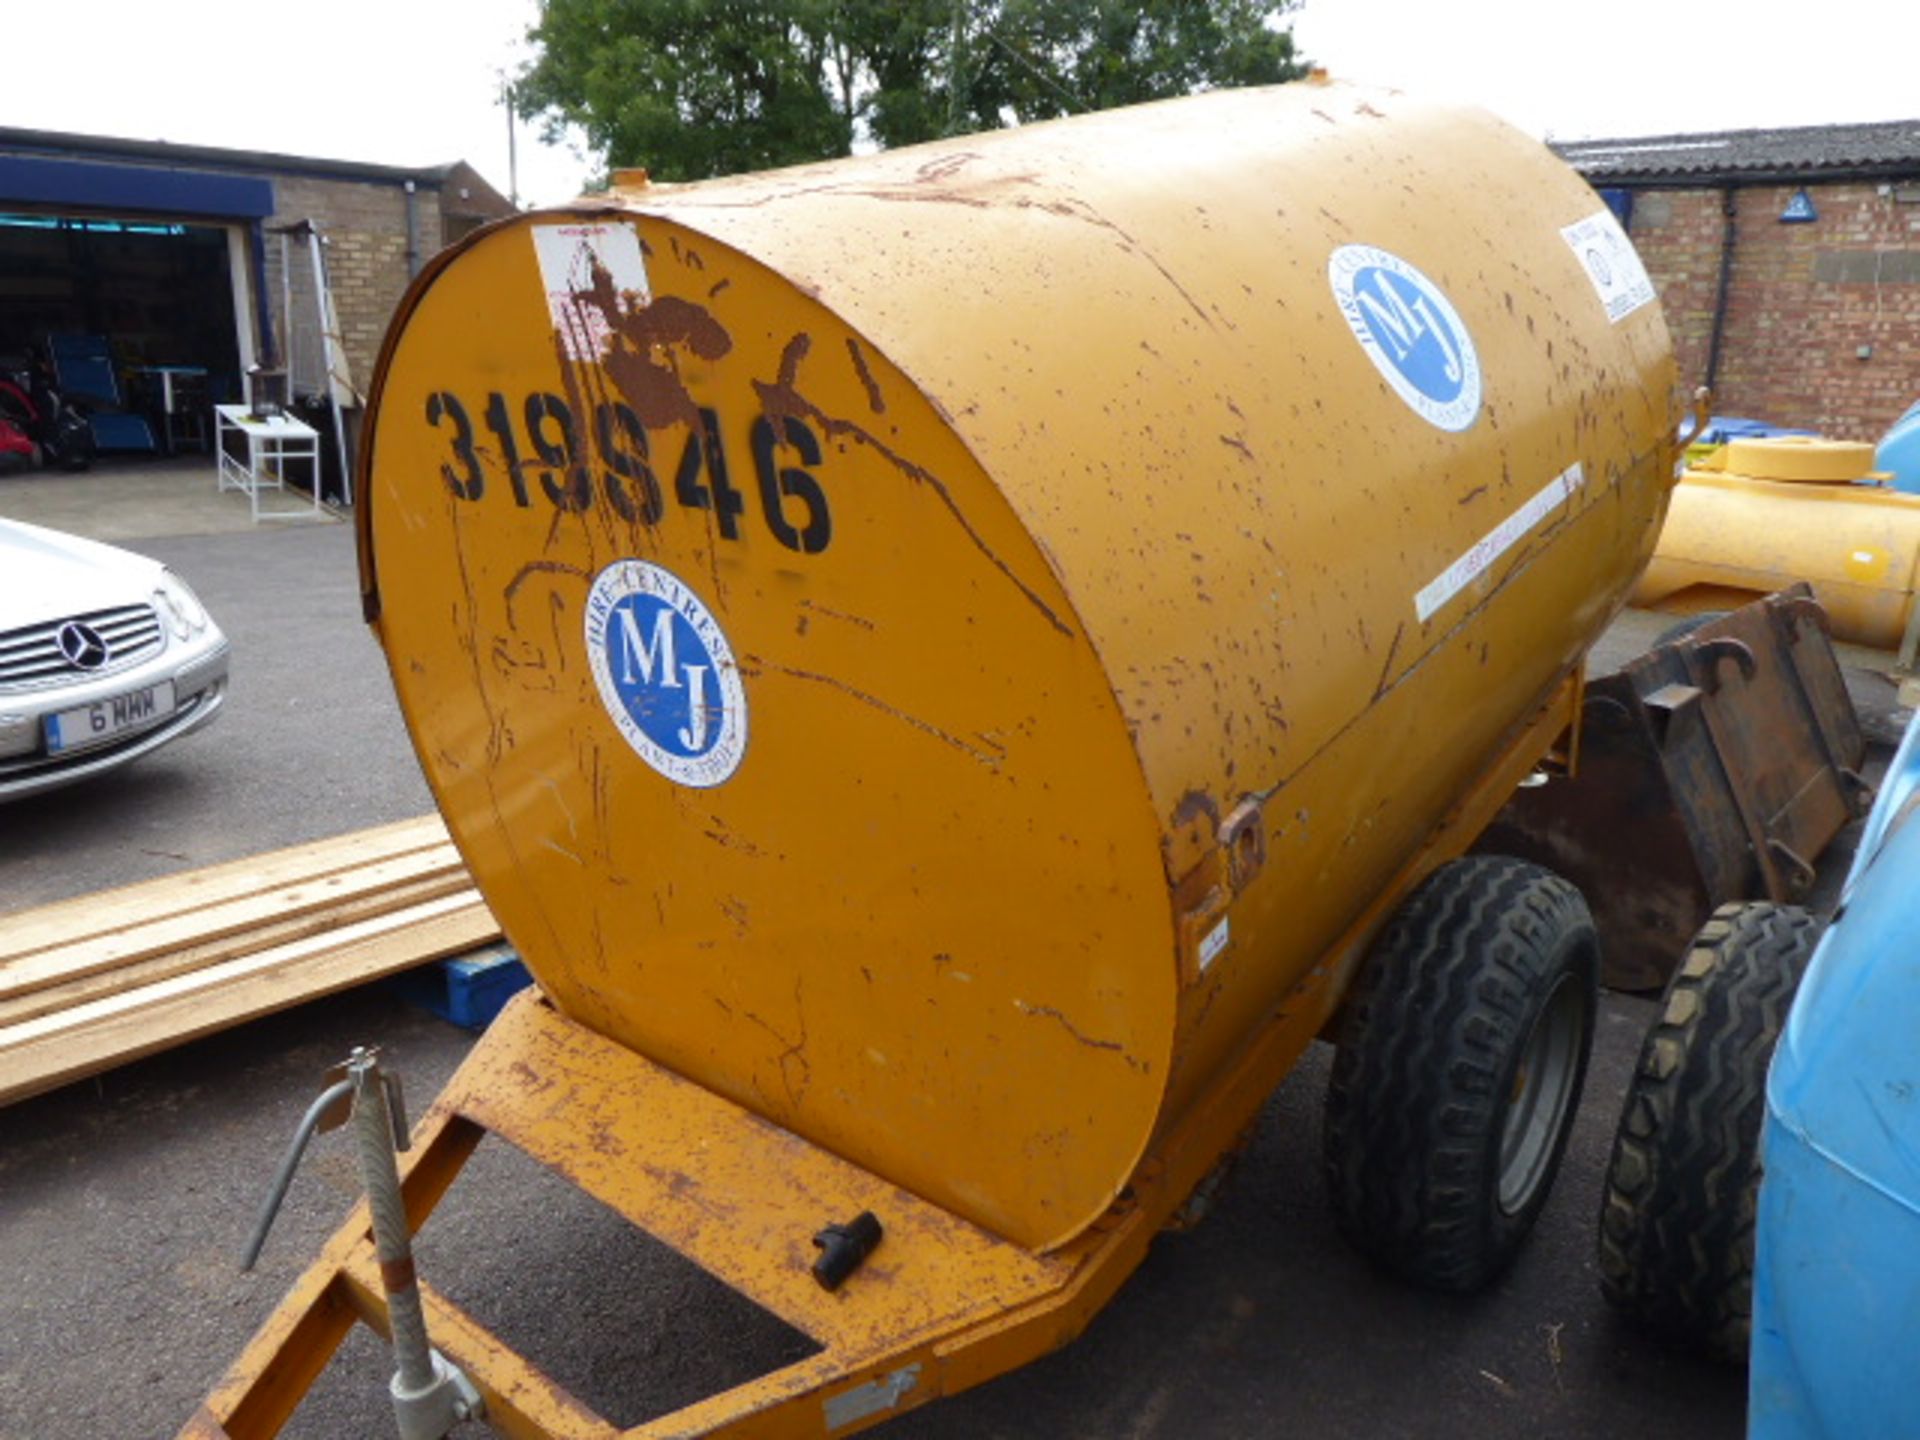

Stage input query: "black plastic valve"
[{"left": 811, "top": 1210, "right": 883, "bottom": 1291}]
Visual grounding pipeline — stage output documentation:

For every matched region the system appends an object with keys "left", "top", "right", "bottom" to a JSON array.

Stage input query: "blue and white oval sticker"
[
  {"left": 1328, "top": 245, "right": 1483, "bottom": 432},
  {"left": 585, "top": 560, "right": 747, "bottom": 788}
]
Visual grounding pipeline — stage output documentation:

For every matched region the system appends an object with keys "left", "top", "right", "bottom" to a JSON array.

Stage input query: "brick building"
[
  {"left": 1557, "top": 121, "right": 1920, "bottom": 441},
  {"left": 0, "top": 128, "right": 513, "bottom": 420}
]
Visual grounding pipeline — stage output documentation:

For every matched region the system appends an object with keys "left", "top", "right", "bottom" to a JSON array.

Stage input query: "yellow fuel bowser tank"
[
  {"left": 193, "top": 80, "right": 1677, "bottom": 1440},
  {"left": 1634, "top": 436, "right": 1920, "bottom": 649}
]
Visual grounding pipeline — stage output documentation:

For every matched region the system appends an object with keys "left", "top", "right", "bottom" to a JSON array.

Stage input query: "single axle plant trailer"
[{"left": 190, "top": 79, "right": 1686, "bottom": 1440}]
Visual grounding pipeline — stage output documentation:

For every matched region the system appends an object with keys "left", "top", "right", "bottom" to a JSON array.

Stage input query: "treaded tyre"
[
  {"left": 1324, "top": 855, "right": 1600, "bottom": 1292},
  {"left": 1596, "top": 900, "right": 1818, "bottom": 1361}
]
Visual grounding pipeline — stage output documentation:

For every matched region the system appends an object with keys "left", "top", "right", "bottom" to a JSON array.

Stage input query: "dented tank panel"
[{"left": 356, "top": 81, "right": 1677, "bottom": 1252}]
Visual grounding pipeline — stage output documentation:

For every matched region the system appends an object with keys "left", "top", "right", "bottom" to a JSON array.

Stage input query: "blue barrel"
[
  {"left": 1750, "top": 714, "right": 1920, "bottom": 1438},
  {"left": 1876, "top": 399, "right": 1920, "bottom": 494},
  {"left": 1678, "top": 413, "right": 1814, "bottom": 445}
]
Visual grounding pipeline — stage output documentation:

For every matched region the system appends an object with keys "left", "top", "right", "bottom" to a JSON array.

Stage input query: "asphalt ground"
[
  {"left": 0, "top": 523, "right": 433, "bottom": 911},
  {"left": 0, "top": 495, "right": 1892, "bottom": 1440},
  {"left": 0, "top": 982, "right": 1745, "bottom": 1440}
]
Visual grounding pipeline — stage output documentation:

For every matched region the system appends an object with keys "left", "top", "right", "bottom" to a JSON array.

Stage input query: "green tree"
[{"left": 516, "top": 0, "right": 1305, "bottom": 182}]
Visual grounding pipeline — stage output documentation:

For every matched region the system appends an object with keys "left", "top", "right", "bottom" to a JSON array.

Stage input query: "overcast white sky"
[
  {"left": 1291, "top": 0, "right": 1920, "bottom": 141},
  {"left": 4, "top": 0, "right": 1918, "bottom": 210},
  {"left": 3, "top": 0, "right": 588, "bottom": 205}
]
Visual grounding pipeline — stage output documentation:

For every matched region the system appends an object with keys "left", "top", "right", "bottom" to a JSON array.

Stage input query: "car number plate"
[{"left": 45, "top": 680, "right": 177, "bottom": 754}]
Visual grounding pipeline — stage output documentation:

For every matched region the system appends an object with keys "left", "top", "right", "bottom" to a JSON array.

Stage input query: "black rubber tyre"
[
  {"left": 1324, "top": 855, "right": 1600, "bottom": 1292},
  {"left": 1596, "top": 901, "right": 1818, "bottom": 1362}
]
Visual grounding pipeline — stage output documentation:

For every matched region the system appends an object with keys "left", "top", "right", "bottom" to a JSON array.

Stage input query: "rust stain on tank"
[
  {"left": 754, "top": 333, "right": 1074, "bottom": 638},
  {"left": 914, "top": 151, "right": 987, "bottom": 185},
  {"left": 1171, "top": 789, "right": 1222, "bottom": 833},
  {"left": 607, "top": 294, "right": 733, "bottom": 428},
  {"left": 846, "top": 337, "right": 887, "bottom": 414},
  {"left": 1372, "top": 622, "right": 1406, "bottom": 701},
  {"left": 570, "top": 256, "right": 735, "bottom": 430}
]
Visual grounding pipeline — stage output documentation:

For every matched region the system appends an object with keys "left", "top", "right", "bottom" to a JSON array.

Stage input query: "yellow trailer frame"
[{"left": 181, "top": 675, "right": 1579, "bottom": 1440}]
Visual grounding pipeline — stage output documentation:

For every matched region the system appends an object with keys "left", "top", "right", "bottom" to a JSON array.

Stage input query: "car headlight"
[{"left": 154, "top": 571, "right": 209, "bottom": 640}]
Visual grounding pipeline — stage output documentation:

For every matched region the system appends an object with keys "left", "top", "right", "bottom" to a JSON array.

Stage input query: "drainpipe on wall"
[
  {"left": 403, "top": 180, "right": 421, "bottom": 280},
  {"left": 1704, "top": 186, "right": 1737, "bottom": 390}
]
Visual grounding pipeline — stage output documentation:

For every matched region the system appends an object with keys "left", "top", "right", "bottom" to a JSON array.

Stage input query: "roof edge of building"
[
  {"left": 0, "top": 123, "right": 491, "bottom": 193},
  {"left": 1553, "top": 116, "right": 1920, "bottom": 186}
]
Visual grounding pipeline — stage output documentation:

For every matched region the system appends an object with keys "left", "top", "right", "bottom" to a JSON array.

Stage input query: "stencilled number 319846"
[{"left": 424, "top": 389, "right": 831, "bottom": 555}]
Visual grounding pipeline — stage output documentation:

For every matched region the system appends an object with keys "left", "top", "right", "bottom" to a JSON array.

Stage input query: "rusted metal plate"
[{"left": 1482, "top": 585, "right": 1869, "bottom": 989}]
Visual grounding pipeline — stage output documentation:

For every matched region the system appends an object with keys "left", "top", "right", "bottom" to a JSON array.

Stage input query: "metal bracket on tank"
[{"left": 1218, "top": 797, "right": 1267, "bottom": 892}]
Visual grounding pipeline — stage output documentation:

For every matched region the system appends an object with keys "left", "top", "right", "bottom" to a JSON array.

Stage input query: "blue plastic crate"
[{"left": 391, "top": 943, "right": 532, "bottom": 1030}]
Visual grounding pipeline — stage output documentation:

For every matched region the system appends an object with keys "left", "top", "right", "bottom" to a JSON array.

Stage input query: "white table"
[
  {"left": 136, "top": 366, "right": 209, "bottom": 452},
  {"left": 214, "top": 404, "right": 324, "bottom": 522}
]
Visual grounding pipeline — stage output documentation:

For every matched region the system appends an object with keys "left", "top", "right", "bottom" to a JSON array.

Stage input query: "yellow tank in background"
[{"left": 1635, "top": 435, "right": 1920, "bottom": 651}]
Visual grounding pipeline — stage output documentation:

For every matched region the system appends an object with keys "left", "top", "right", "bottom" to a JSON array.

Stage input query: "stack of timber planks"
[{"left": 0, "top": 816, "right": 499, "bottom": 1106}]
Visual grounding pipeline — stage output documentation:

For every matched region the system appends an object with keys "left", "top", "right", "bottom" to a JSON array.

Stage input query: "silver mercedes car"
[{"left": 0, "top": 518, "right": 229, "bottom": 800}]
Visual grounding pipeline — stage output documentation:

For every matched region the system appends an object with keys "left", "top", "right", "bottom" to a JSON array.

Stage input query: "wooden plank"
[
  {"left": 0, "top": 843, "right": 466, "bottom": 1005},
  {"left": 0, "top": 815, "right": 452, "bottom": 959},
  {"left": 0, "top": 892, "right": 500, "bottom": 1107},
  {"left": 0, "top": 872, "right": 476, "bottom": 1028}
]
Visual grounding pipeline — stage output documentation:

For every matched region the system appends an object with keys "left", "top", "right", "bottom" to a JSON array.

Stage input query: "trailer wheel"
[
  {"left": 1324, "top": 855, "right": 1599, "bottom": 1292},
  {"left": 1596, "top": 901, "right": 1818, "bottom": 1361}
]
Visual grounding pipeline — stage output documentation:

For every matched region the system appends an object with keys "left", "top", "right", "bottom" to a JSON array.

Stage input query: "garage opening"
[{"left": 0, "top": 212, "right": 244, "bottom": 453}]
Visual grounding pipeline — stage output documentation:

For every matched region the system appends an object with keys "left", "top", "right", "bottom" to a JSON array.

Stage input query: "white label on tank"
[
  {"left": 1415, "top": 463, "right": 1586, "bottom": 623},
  {"left": 584, "top": 559, "right": 748, "bottom": 787},
  {"left": 1198, "top": 916, "right": 1231, "bottom": 972},
  {"left": 533, "top": 222, "right": 651, "bottom": 360},
  {"left": 1328, "top": 245, "right": 1483, "bottom": 432},
  {"left": 1561, "top": 210, "right": 1656, "bottom": 323}
]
